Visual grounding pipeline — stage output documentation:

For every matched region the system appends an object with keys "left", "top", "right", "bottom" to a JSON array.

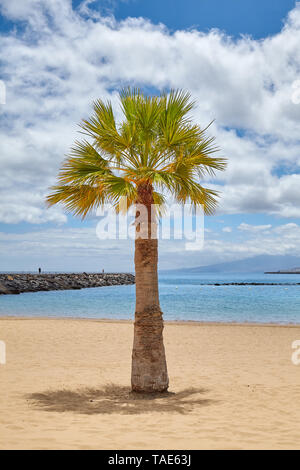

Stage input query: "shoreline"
[{"left": 1, "top": 315, "right": 300, "bottom": 327}]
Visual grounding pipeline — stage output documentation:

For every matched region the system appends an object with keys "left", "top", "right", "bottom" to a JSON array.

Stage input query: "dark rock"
[{"left": 0, "top": 273, "right": 135, "bottom": 295}]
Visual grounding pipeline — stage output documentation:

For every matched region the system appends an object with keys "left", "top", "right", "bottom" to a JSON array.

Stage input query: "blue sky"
[
  {"left": 2, "top": 0, "right": 295, "bottom": 37},
  {"left": 0, "top": 0, "right": 300, "bottom": 271},
  {"left": 84, "top": 0, "right": 296, "bottom": 38}
]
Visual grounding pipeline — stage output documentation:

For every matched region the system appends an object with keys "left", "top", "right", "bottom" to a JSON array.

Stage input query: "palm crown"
[{"left": 46, "top": 89, "right": 226, "bottom": 217}]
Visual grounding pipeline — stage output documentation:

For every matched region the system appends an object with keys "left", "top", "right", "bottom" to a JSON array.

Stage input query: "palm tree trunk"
[{"left": 131, "top": 184, "right": 169, "bottom": 393}]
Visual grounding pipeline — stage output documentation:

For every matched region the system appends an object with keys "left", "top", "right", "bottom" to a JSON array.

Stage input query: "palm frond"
[
  {"left": 57, "top": 141, "right": 113, "bottom": 185},
  {"left": 47, "top": 88, "right": 226, "bottom": 218},
  {"left": 46, "top": 184, "right": 107, "bottom": 218}
]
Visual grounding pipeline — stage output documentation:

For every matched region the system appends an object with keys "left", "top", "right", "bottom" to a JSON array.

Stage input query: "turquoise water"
[{"left": 1, "top": 273, "right": 300, "bottom": 324}]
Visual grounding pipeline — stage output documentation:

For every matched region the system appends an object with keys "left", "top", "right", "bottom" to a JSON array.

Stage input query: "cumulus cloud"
[
  {"left": 0, "top": 226, "right": 133, "bottom": 271},
  {"left": 0, "top": 0, "right": 300, "bottom": 225},
  {"left": 184, "top": 222, "right": 300, "bottom": 266},
  {"left": 238, "top": 223, "right": 272, "bottom": 233},
  {"left": 2, "top": 222, "right": 300, "bottom": 271},
  {"left": 222, "top": 226, "right": 232, "bottom": 233},
  {"left": 0, "top": 190, "right": 67, "bottom": 224}
]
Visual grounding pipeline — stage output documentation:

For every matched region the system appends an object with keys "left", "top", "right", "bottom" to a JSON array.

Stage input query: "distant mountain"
[{"left": 164, "top": 255, "right": 300, "bottom": 274}]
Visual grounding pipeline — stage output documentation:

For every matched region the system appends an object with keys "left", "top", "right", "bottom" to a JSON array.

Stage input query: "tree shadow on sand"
[{"left": 26, "top": 384, "right": 216, "bottom": 415}]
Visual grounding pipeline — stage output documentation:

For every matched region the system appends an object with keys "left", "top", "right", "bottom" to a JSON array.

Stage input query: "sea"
[{"left": 1, "top": 272, "right": 300, "bottom": 324}]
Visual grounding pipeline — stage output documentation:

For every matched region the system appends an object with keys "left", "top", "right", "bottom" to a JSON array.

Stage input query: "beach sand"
[{"left": 0, "top": 317, "right": 300, "bottom": 450}]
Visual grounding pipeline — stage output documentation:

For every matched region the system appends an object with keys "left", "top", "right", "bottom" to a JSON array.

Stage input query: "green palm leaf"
[{"left": 47, "top": 88, "right": 226, "bottom": 219}]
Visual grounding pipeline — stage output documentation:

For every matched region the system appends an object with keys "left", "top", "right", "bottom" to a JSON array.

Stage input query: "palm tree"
[{"left": 46, "top": 89, "right": 226, "bottom": 393}]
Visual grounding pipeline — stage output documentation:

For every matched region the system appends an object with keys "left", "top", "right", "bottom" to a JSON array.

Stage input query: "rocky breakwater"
[{"left": 0, "top": 273, "right": 135, "bottom": 295}]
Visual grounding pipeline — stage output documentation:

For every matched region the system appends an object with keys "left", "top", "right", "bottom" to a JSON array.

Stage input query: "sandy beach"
[{"left": 0, "top": 317, "right": 300, "bottom": 450}]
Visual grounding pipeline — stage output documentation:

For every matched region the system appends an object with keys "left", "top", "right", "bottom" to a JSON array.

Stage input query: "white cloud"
[
  {"left": 0, "top": 0, "right": 300, "bottom": 225},
  {"left": 2, "top": 222, "right": 300, "bottom": 270},
  {"left": 0, "top": 190, "right": 67, "bottom": 224},
  {"left": 222, "top": 226, "right": 232, "bottom": 233},
  {"left": 238, "top": 223, "right": 272, "bottom": 233},
  {"left": 0, "top": 226, "right": 134, "bottom": 271},
  {"left": 185, "top": 222, "right": 300, "bottom": 263}
]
